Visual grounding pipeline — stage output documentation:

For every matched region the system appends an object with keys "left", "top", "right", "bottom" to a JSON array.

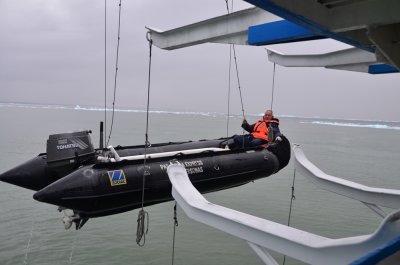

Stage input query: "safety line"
[
  {"left": 283, "top": 168, "right": 297, "bottom": 265},
  {"left": 171, "top": 202, "right": 179, "bottom": 265},
  {"left": 225, "top": 0, "right": 247, "bottom": 146},
  {"left": 104, "top": 0, "right": 107, "bottom": 147},
  {"left": 226, "top": 44, "right": 232, "bottom": 138},
  {"left": 232, "top": 45, "right": 246, "bottom": 120},
  {"left": 224, "top": 0, "right": 245, "bottom": 121},
  {"left": 106, "top": 0, "right": 123, "bottom": 146},
  {"left": 136, "top": 32, "right": 153, "bottom": 247},
  {"left": 270, "top": 63, "right": 276, "bottom": 111},
  {"left": 225, "top": 0, "right": 232, "bottom": 138}
]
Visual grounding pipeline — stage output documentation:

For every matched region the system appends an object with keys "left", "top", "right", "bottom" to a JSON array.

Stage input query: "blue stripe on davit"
[
  {"left": 244, "top": 0, "right": 375, "bottom": 53},
  {"left": 349, "top": 235, "right": 400, "bottom": 265},
  {"left": 368, "top": 64, "right": 399, "bottom": 74},
  {"left": 248, "top": 20, "right": 326, "bottom": 46}
]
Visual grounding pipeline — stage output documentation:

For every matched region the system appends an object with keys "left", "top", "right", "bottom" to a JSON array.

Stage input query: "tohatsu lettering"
[{"left": 56, "top": 143, "right": 80, "bottom": 150}]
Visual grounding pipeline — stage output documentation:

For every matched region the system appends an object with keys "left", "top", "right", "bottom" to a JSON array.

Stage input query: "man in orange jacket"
[{"left": 233, "top": 109, "right": 282, "bottom": 149}]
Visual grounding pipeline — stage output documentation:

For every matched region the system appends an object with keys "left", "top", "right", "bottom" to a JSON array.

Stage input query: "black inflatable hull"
[
  {"left": 1, "top": 134, "right": 291, "bottom": 220},
  {"left": 0, "top": 139, "right": 232, "bottom": 191},
  {"left": 34, "top": 147, "right": 282, "bottom": 218}
]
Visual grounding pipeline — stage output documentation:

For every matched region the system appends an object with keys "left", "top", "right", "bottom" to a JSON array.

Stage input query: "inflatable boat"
[{"left": 0, "top": 130, "right": 290, "bottom": 228}]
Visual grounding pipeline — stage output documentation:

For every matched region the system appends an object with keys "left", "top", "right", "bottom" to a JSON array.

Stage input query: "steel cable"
[
  {"left": 283, "top": 168, "right": 297, "bottom": 265},
  {"left": 104, "top": 0, "right": 107, "bottom": 147},
  {"left": 136, "top": 32, "right": 153, "bottom": 247},
  {"left": 171, "top": 202, "right": 179, "bottom": 265},
  {"left": 106, "top": 0, "right": 122, "bottom": 146}
]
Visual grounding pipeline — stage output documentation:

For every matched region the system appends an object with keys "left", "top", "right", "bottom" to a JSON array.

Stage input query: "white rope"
[
  {"left": 69, "top": 232, "right": 79, "bottom": 264},
  {"left": 23, "top": 217, "right": 35, "bottom": 265}
]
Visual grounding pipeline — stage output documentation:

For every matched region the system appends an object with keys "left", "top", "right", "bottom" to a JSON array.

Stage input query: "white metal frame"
[
  {"left": 266, "top": 48, "right": 383, "bottom": 73},
  {"left": 293, "top": 145, "right": 400, "bottom": 215},
  {"left": 166, "top": 146, "right": 400, "bottom": 265},
  {"left": 146, "top": 7, "right": 280, "bottom": 50}
]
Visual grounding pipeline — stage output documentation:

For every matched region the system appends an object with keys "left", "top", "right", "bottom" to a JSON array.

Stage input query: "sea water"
[{"left": 0, "top": 103, "right": 399, "bottom": 265}]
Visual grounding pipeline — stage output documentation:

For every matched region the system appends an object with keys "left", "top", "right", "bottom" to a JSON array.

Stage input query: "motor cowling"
[{"left": 46, "top": 131, "right": 95, "bottom": 168}]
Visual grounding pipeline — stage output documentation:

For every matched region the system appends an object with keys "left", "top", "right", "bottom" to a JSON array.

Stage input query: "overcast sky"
[{"left": 1, "top": 0, "right": 399, "bottom": 121}]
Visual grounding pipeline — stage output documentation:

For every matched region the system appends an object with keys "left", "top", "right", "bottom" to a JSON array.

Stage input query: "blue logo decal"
[{"left": 108, "top": 170, "right": 127, "bottom": 186}]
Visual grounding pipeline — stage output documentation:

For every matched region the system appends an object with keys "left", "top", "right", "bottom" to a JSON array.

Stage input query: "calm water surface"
[{"left": 0, "top": 105, "right": 399, "bottom": 265}]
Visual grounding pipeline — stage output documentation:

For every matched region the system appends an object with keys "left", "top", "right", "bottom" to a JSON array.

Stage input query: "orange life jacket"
[{"left": 251, "top": 119, "right": 279, "bottom": 141}]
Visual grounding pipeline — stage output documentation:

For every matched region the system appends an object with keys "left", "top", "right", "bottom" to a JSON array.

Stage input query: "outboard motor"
[
  {"left": 47, "top": 130, "right": 96, "bottom": 168},
  {"left": 0, "top": 130, "right": 96, "bottom": 191}
]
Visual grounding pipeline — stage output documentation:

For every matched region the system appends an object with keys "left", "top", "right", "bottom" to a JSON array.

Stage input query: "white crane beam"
[{"left": 146, "top": 7, "right": 280, "bottom": 50}]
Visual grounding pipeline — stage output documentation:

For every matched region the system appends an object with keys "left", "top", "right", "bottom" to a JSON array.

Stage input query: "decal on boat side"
[
  {"left": 108, "top": 170, "right": 127, "bottom": 186},
  {"left": 159, "top": 160, "right": 204, "bottom": 175}
]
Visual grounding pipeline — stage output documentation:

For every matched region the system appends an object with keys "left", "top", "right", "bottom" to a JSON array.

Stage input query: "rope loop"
[
  {"left": 145, "top": 139, "right": 151, "bottom": 148},
  {"left": 146, "top": 31, "right": 152, "bottom": 43},
  {"left": 136, "top": 209, "right": 149, "bottom": 246}
]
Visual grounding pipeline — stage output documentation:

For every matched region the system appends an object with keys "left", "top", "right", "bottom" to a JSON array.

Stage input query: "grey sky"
[{"left": 1, "top": 0, "right": 399, "bottom": 121}]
